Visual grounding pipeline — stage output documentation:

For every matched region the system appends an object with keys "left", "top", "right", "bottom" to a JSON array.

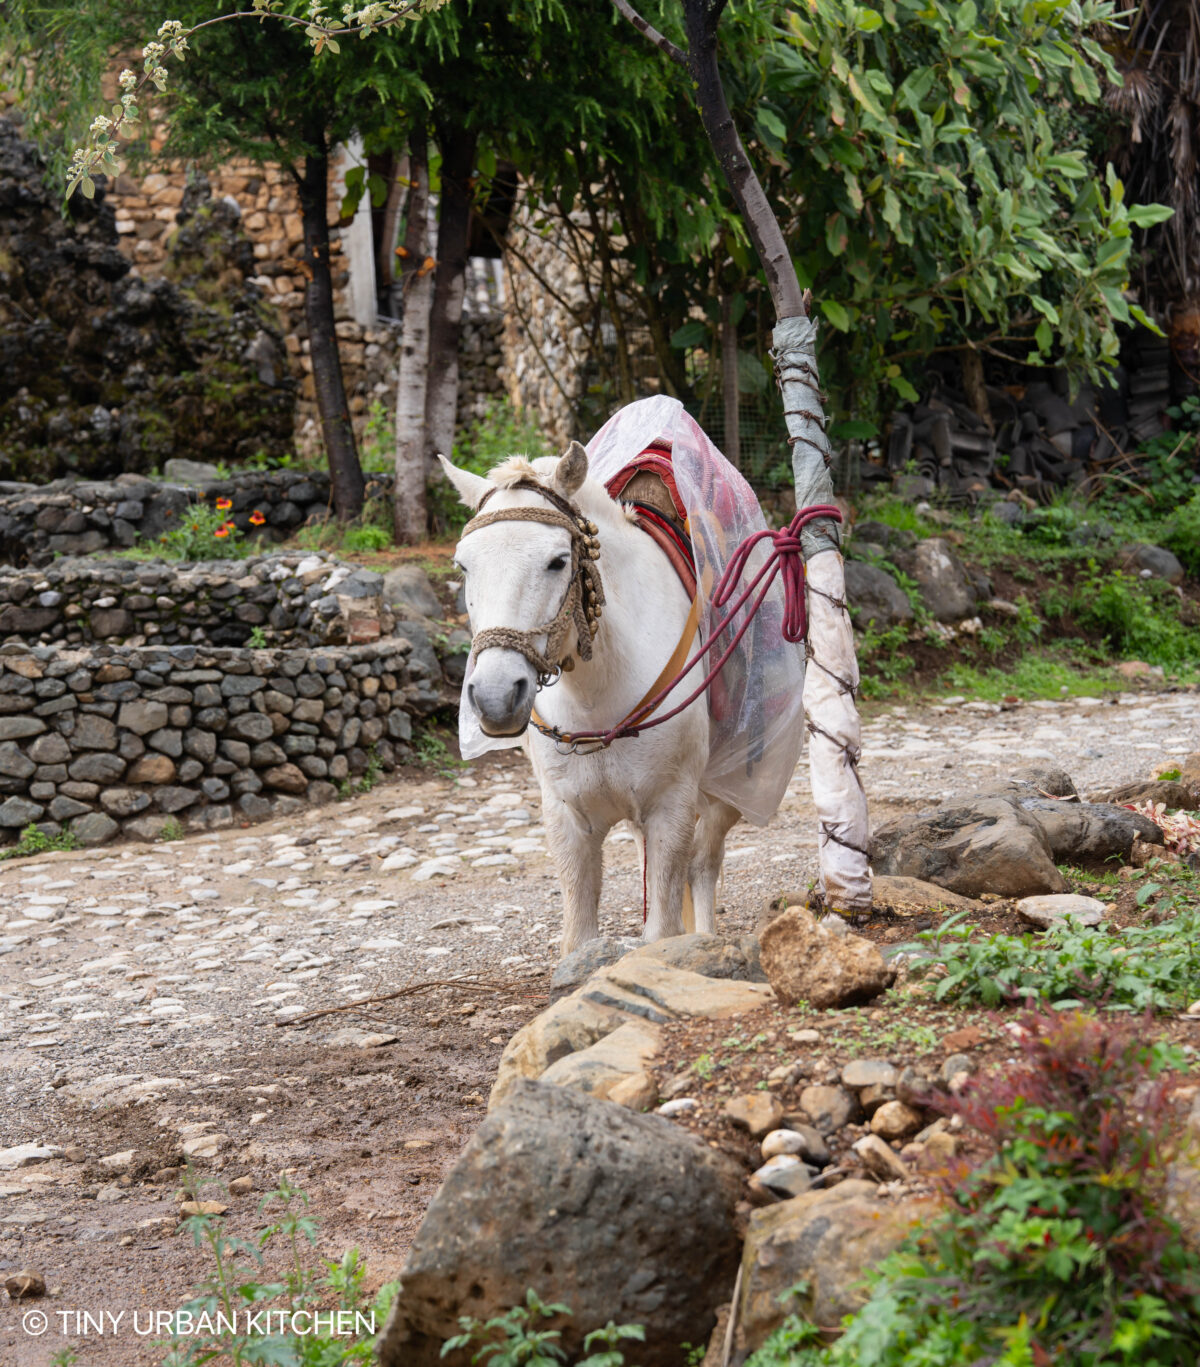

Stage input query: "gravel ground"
[{"left": 0, "top": 685, "right": 1197, "bottom": 1365}]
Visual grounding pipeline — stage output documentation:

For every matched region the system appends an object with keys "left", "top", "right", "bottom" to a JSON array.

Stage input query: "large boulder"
[
  {"left": 1016, "top": 796, "right": 1162, "bottom": 864},
  {"left": 844, "top": 561, "right": 914, "bottom": 629},
  {"left": 550, "top": 932, "right": 766, "bottom": 1003},
  {"left": 379, "top": 1081, "right": 742, "bottom": 1367},
  {"left": 383, "top": 565, "right": 443, "bottom": 620},
  {"left": 891, "top": 537, "right": 976, "bottom": 621},
  {"left": 736, "top": 1181, "right": 927, "bottom": 1353},
  {"left": 1093, "top": 779, "right": 1195, "bottom": 812},
  {"left": 871, "top": 796, "right": 1067, "bottom": 897},
  {"left": 759, "top": 907, "right": 894, "bottom": 1009}
]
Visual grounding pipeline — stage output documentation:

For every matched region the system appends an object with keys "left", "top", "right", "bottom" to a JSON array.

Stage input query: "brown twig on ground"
[{"left": 276, "top": 977, "right": 543, "bottom": 1027}]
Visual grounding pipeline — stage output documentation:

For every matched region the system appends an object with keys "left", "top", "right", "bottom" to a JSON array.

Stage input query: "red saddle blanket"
[{"left": 604, "top": 440, "right": 697, "bottom": 598}]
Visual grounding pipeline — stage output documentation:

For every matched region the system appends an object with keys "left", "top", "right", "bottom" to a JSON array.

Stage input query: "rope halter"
[{"left": 460, "top": 478, "right": 605, "bottom": 686}]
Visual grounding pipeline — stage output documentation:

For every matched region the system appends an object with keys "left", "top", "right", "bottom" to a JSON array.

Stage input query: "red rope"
[{"left": 534, "top": 503, "right": 843, "bottom": 749}]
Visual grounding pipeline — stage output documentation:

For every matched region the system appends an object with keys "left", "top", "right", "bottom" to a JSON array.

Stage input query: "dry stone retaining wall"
[
  {"left": 0, "top": 637, "right": 436, "bottom": 848},
  {"left": 0, "top": 552, "right": 395, "bottom": 651},
  {"left": 0, "top": 471, "right": 394, "bottom": 567}
]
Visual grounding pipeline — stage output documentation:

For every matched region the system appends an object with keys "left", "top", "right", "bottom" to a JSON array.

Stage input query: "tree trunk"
[
  {"left": 423, "top": 122, "right": 479, "bottom": 467},
  {"left": 299, "top": 139, "right": 364, "bottom": 521},
  {"left": 721, "top": 292, "right": 741, "bottom": 467},
  {"left": 393, "top": 125, "right": 433, "bottom": 544},
  {"left": 961, "top": 347, "right": 992, "bottom": 429}
]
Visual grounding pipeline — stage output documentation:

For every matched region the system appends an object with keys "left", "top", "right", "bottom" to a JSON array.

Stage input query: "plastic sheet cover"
[
  {"left": 457, "top": 395, "right": 806, "bottom": 827},
  {"left": 585, "top": 395, "right": 805, "bottom": 825}
]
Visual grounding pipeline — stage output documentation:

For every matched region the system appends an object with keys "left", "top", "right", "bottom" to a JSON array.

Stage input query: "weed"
[
  {"left": 939, "top": 652, "right": 1115, "bottom": 702},
  {"left": 294, "top": 498, "right": 393, "bottom": 556},
  {"left": 907, "top": 904, "right": 1200, "bottom": 1012},
  {"left": 247, "top": 626, "right": 268, "bottom": 648},
  {"left": 414, "top": 729, "right": 466, "bottom": 775},
  {"left": 360, "top": 399, "right": 395, "bottom": 474},
  {"left": 443, "top": 1289, "right": 644, "bottom": 1366},
  {"left": 161, "top": 1174, "right": 394, "bottom": 1366},
  {"left": 159, "top": 818, "right": 185, "bottom": 843},
  {"left": 692, "top": 1052, "right": 717, "bottom": 1080},
  {"left": 1071, "top": 561, "right": 1200, "bottom": 669},
  {"left": 0, "top": 823, "right": 79, "bottom": 861},
  {"left": 747, "top": 1012, "right": 1200, "bottom": 1367},
  {"left": 338, "top": 748, "right": 383, "bottom": 799},
  {"left": 857, "top": 623, "right": 915, "bottom": 697}
]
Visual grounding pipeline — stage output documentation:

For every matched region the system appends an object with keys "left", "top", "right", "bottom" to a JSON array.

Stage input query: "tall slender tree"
[{"left": 614, "top": 0, "right": 872, "bottom": 915}]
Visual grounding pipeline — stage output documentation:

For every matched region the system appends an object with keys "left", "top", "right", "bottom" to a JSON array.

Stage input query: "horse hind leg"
[{"left": 688, "top": 796, "right": 740, "bottom": 936}]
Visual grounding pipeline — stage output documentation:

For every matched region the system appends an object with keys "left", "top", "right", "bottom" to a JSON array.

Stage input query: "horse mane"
[{"left": 487, "top": 455, "right": 541, "bottom": 487}]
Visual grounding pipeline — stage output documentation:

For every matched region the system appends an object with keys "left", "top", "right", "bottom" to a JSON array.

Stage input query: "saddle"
[{"left": 604, "top": 440, "right": 697, "bottom": 598}]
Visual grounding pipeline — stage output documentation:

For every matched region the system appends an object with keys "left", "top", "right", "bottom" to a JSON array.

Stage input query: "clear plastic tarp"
[{"left": 457, "top": 395, "right": 806, "bottom": 827}]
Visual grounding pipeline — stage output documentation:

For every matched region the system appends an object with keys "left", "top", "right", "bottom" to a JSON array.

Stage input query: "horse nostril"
[
  {"left": 467, "top": 682, "right": 477, "bottom": 711},
  {"left": 508, "top": 676, "right": 528, "bottom": 713}
]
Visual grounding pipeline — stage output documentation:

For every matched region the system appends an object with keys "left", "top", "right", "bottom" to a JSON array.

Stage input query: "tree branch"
[{"left": 610, "top": 0, "right": 688, "bottom": 68}]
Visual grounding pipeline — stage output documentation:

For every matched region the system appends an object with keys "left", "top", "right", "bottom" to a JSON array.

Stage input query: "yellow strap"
[{"left": 531, "top": 593, "right": 703, "bottom": 739}]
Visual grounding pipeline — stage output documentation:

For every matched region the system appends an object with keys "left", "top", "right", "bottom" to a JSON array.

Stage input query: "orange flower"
[
  {"left": 249, "top": 510, "right": 266, "bottom": 526},
  {"left": 215, "top": 497, "right": 233, "bottom": 511},
  {"left": 213, "top": 524, "right": 232, "bottom": 539}
]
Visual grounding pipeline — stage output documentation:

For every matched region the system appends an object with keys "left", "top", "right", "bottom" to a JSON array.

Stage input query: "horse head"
[{"left": 440, "top": 441, "right": 597, "bottom": 738}]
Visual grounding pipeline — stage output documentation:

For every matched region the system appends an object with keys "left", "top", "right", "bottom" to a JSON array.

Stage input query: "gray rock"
[
  {"left": 155, "top": 787, "right": 200, "bottom": 814},
  {"left": 116, "top": 700, "right": 169, "bottom": 735},
  {"left": 378, "top": 1080, "right": 741, "bottom": 1367},
  {"left": 987, "top": 500, "right": 1025, "bottom": 526},
  {"left": 163, "top": 459, "right": 221, "bottom": 484},
  {"left": 0, "top": 796, "right": 43, "bottom": 827},
  {"left": 100, "top": 789, "right": 152, "bottom": 818},
  {"left": 870, "top": 795, "right": 1067, "bottom": 898},
  {"left": 842, "top": 1059, "right": 898, "bottom": 1090},
  {"left": 67, "top": 753, "right": 126, "bottom": 784},
  {"left": 28, "top": 733, "right": 71, "bottom": 764},
  {"left": 1119, "top": 543, "right": 1184, "bottom": 585},
  {"left": 797, "top": 1083, "right": 862, "bottom": 1133},
  {"left": 844, "top": 560, "right": 914, "bottom": 629},
  {"left": 71, "top": 812, "right": 119, "bottom": 847},
  {"left": 892, "top": 537, "right": 977, "bottom": 621},
  {"left": 72, "top": 715, "right": 118, "bottom": 750},
  {"left": 1017, "top": 796, "right": 1163, "bottom": 865},
  {"left": 760, "top": 907, "right": 895, "bottom": 1009},
  {"left": 382, "top": 566, "right": 442, "bottom": 620},
  {"left": 123, "top": 815, "right": 173, "bottom": 842},
  {"left": 1016, "top": 893, "right": 1106, "bottom": 929},
  {"left": 0, "top": 743, "right": 34, "bottom": 780},
  {"left": 549, "top": 937, "right": 635, "bottom": 1001},
  {"left": 0, "top": 717, "right": 45, "bottom": 741},
  {"left": 49, "top": 796, "right": 92, "bottom": 821},
  {"left": 226, "top": 714, "right": 273, "bottom": 742},
  {"left": 90, "top": 608, "right": 133, "bottom": 639}
]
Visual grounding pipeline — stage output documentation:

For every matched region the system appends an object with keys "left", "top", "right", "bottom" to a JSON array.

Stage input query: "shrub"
[
  {"left": 908, "top": 905, "right": 1200, "bottom": 1012},
  {"left": 1162, "top": 492, "right": 1200, "bottom": 578},
  {"left": 0, "top": 823, "right": 79, "bottom": 861},
  {"left": 748, "top": 1012, "right": 1200, "bottom": 1367},
  {"left": 1070, "top": 563, "right": 1200, "bottom": 669},
  {"left": 442, "top": 1289, "right": 644, "bottom": 1367},
  {"left": 139, "top": 495, "right": 261, "bottom": 561},
  {"left": 429, "top": 398, "right": 551, "bottom": 532}
]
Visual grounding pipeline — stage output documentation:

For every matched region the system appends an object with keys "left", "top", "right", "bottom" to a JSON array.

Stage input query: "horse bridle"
[{"left": 461, "top": 478, "right": 605, "bottom": 686}]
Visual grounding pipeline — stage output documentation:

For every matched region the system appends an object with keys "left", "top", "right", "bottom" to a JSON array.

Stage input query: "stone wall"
[
  {"left": 0, "top": 637, "right": 436, "bottom": 847},
  {"left": 0, "top": 552, "right": 396, "bottom": 651},
  {"left": 0, "top": 470, "right": 394, "bottom": 567}
]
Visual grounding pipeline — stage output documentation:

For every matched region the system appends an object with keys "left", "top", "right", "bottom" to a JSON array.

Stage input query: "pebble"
[
  {"left": 656, "top": 1097, "right": 698, "bottom": 1116},
  {"left": 725, "top": 1092, "right": 784, "bottom": 1138},
  {"left": 870, "top": 1100, "right": 924, "bottom": 1141},
  {"left": 752, "top": 1154, "right": 815, "bottom": 1197}
]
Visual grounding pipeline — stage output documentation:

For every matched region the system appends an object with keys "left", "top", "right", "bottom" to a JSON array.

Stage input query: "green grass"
[{"left": 937, "top": 654, "right": 1119, "bottom": 701}]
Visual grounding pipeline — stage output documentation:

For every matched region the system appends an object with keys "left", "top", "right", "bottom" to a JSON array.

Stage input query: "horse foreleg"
[
  {"left": 642, "top": 798, "right": 695, "bottom": 942},
  {"left": 544, "top": 803, "right": 606, "bottom": 956},
  {"left": 689, "top": 797, "right": 741, "bottom": 936}
]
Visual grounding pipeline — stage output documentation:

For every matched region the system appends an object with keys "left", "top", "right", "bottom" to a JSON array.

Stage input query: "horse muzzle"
[{"left": 467, "top": 655, "right": 537, "bottom": 737}]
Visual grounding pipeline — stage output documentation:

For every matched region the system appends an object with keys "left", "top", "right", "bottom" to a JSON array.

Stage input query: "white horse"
[{"left": 440, "top": 441, "right": 740, "bottom": 956}]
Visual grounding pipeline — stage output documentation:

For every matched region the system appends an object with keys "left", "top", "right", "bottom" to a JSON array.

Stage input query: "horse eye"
[{"left": 547, "top": 555, "right": 569, "bottom": 572}]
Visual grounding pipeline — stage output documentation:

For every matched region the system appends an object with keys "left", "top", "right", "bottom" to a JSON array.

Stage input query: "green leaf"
[
  {"left": 1126, "top": 203, "right": 1174, "bottom": 227},
  {"left": 1030, "top": 296, "right": 1060, "bottom": 324},
  {"left": 80, "top": 176, "right": 95, "bottom": 199},
  {"left": 1034, "top": 319, "right": 1053, "bottom": 352},
  {"left": 669, "top": 321, "right": 708, "bottom": 350},
  {"left": 855, "top": 7, "right": 884, "bottom": 32},
  {"left": 756, "top": 107, "right": 787, "bottom": 143},
  {"left": 821, "top": 299, "right": 851, "bottom": 331},
  {"left": 847, "top": 70, "right": 885, "bottom": 119},
  {"left": 829, "top": 419, "right": 879, "bottom": 440}
]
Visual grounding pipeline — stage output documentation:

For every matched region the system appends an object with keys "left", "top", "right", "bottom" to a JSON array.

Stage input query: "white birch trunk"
[
  {"left": 393, "top": 139, "right": 433, "bottom": 545},
  {"left": 774, "top": 315, "right": 872, "bottom": 914}
]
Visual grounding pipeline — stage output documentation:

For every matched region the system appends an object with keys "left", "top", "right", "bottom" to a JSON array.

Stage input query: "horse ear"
[
  {"left": 553, "top": 440, "right": 588, "bottom": 498},
  {"left": 437, "top": 454, "right": 491, "bottom": 510}
]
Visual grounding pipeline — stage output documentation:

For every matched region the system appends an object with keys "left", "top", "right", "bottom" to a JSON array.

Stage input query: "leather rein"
[{"left": 461, "top": 475, "right": 842, "bottom": 755}]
